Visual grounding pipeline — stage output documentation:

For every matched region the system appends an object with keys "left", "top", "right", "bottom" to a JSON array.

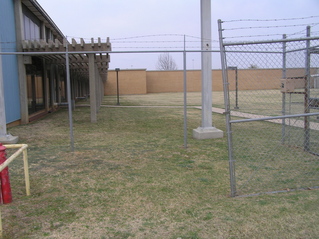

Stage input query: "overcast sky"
[{"left": 37, "top": 0, "right": 319, "bottom": 70}]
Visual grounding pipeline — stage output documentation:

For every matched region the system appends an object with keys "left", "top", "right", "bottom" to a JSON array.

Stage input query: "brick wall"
[
  {"left": 105, "top": 69, "right": 147, "bottom": 95},
  {"left": 105, "top": 68, "right": 308, "bottom": 95}
]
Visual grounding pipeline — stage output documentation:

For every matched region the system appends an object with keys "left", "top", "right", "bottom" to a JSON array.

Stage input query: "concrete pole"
[
  {"left": 50, "top": 65, "right": 56, "bottom": 104},
  {"left": 193, "top": 0, "right": 223, "bottom": 139},
  {"left": 43, "top": 60, "right": 50, "bottom": 112},
  {"left": 201, "top": 0, "right": 212, "bottom": 128},
  {"left": 89, "top": 54, "right": 97, "bottom": 123},
  {"left": 0, "top": 45, "right": 6, "bottom": 137},
  {"left": 96, "top": 66, "right": 101, "bottom": 110},
  {"left": 14, "top": 0, "right": 28, "bottom": 124},
  {"left": 57, "top": 67, "right": 62, "bottom": 104},
  {"left": 0, "top": 43, "right": 18, "bottom": 143}
]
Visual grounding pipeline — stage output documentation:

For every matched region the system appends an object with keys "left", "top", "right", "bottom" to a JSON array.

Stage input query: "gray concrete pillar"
[
  {"left": 57, "top": 67, "right": 62, "bottom": 104},
  {"left": 44, "top": 60, "right": 50, "bottom": 111},
  {"left": 89, "top": 54, "right": 97, "bottom": 123},
  {"left": 14, "top": 0, "right": 29, "bottom": 124},
  {"left": 50, "top": 65, "right": 56, "bottom": 105},
  {"left": 0, "top": 43, "right": 18, "bottom": 143},
  {"left": 193, "top": 0, "right": 223, "bottom": 139},
  {"left": 0, "top": 46, "right": 7, "bottom": 137}
]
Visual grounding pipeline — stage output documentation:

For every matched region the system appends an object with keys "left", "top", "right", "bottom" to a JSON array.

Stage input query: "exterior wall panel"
[{"left": 0, "top": 0, "right": 21, "bottom": 124}]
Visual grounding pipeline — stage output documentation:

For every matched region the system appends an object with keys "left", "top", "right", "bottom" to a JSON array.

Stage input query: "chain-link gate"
[{"left": 218, "top": 20, "right": 319, "bottom": 197}]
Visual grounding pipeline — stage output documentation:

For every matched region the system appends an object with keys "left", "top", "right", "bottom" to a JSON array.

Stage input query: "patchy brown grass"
[{"left": 2, "top": 93, "right": 319, "bottom": 239}]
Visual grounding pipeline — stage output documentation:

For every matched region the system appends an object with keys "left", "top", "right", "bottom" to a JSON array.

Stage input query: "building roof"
[{"left": 21, "top": 0, "right": 112, "bottom": 78}]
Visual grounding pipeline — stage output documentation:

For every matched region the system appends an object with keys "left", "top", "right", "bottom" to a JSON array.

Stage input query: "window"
[
  {"left": 22, "top": 5, "right": 41, "bottom": 41},
  {"left": 26, "top": 57, "right": 45, "bottom": 114},
  {"left": 45, "top": 27, "right": 55, "bottom": 42}
]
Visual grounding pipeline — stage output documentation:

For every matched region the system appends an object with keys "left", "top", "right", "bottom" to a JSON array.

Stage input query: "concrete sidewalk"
[{"left": 80, "top": 103, "right": 319, "bottom": 130}]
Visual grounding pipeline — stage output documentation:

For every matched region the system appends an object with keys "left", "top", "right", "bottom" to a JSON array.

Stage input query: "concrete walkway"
[{"left": 79, "top": 103, "right": 319, "bottom": 130}]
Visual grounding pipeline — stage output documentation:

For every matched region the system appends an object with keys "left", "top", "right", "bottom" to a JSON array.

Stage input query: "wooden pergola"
[{"left": 22, "top": 37, "right": 111, "bottom": 123}]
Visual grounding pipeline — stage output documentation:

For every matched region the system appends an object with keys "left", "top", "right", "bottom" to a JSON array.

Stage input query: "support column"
[
  {"left": 17, "top": 57, "right": 28, "bottom": 124},
  {"left": 100, "top": 74, "right": 103, "bottom": 107},
  {"left": 89, "top": 54, "right": 97, "bottom": 123},
  {"left": 44, "top": 60, "right": 50, "bottom": 111},
  {"left": 101, "top": 73, "right": 106, "bottom": 105},
  {"left": 57, "top": 67, "right": 62, "bottom": 104},
  {"left": 50, "top": 65, "right": 56, "bottom": 105},
  {"left": 0, "top": 43, "right": 18, "bottom": 143},
  {"left": 74, "top": 75, "right": 78, "bottom": 99},
  {"left": 193, "top": 0, "right": 223, "bottom": 139},
  {"left": 71, "top": 74, "right": 75, "bottom": 110},
  {"left": 14, "top": 0, "right": 28, "bottom": 124},
  {"left": 96, "top": 66, "right": 100, "bottom": 110}
]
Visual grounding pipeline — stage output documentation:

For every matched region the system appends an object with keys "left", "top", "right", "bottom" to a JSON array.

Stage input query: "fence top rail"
[
  {"left": 0, "top": 49, "right": 221, "bottom": 56},
  {"left": 222, "top": 36, "right": 319, "bottom": 47},
  {"left": 230, "top": 112, "right": 319, "bottom": 124},
  {"left": 224, "top": 50, "right": 282, "bottom": 54}
]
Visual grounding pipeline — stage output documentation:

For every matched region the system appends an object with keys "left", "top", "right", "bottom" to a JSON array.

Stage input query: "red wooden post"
[{"left": 0, "top": 144, "right": 3, "bottom": 204}]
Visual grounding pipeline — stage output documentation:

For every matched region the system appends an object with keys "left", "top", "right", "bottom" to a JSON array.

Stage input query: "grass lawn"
[{"left": 3, "top": 92, "right": 319, "bottom": 238}]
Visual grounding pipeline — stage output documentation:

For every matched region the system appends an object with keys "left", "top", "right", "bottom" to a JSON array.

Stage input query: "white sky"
[{"left": 37, "top": 0, "right": 319, "bottom": 70}]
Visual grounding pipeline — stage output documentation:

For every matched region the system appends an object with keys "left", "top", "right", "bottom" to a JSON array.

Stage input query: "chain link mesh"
[{"left": 223, "top": 38, "right": 319, "bottom": 196}]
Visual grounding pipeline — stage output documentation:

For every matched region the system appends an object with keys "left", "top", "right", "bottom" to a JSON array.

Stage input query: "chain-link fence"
[{"left": 219, "top": 20, "right": 319, "bottom": 196}]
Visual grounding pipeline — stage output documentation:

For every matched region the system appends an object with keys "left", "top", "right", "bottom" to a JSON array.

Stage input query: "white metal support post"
[{"left": 193, "top": 0, "right": 223, "bottom": 139}]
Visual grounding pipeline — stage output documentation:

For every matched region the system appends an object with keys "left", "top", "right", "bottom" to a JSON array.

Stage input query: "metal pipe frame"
[
  {"left": 222, "top": 36, "right": 319, "bottom": 46},
  {"left": 230, "top": 112, "right": 319, "bottom": 124}
]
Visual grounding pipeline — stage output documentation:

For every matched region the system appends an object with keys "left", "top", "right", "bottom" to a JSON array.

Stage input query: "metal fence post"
[
  {"left": 281, "top": 34, "right": 287, "bottom": 144},
  {"left": 218, "top": 19, "right": 237, "bottom": 197},
  {"left": 183, "top": 35, "right": 188, "bottom": 148},
  {"left": 115, "top": 68, "right": 120, "bottom": 105},
  {"left": 304, "top": 26, "right": 311, "bottom": 152}
]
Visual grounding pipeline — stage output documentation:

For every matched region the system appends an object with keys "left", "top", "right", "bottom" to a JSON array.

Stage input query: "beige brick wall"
[
  {"left": 105, "top": 69, "right": 147, "bottom": 95},
  {"left": 227, "top": 69, "right": 282, "bottom": 91},
  {"left": 146, "top": 70, "right": 224, "bottom": 93},
  {"left": 105, "top": 68, "right": 310, "bottom": 95}
]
